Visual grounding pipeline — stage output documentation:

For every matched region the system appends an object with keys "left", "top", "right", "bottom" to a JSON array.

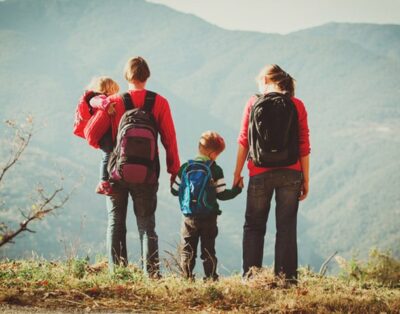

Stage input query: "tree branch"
[
  {"left": 0, "top": 116, "right": 71, "bottom": 248},
  {"left": 0, "top": 118, "right": 33, "bottom": 184},
  {"left": 0, "top": 187, "right": 69, "bottom": 248}
]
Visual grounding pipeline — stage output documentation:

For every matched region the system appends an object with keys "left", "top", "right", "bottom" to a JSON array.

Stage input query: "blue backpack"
[{"left": 178, "top": 160, "right": 216, "bottom": 216}]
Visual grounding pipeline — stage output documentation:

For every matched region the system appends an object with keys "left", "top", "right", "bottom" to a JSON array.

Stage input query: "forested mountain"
[{"left": 0, "top": 0, "right": 399, "bottom": 273}]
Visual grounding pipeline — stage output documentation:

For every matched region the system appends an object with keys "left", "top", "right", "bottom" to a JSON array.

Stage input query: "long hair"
[{"left": 257, "top": 64, "right": 296, "bottom": 97}]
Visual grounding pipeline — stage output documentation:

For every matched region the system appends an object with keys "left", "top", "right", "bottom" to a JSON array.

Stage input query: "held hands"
[
  {"left": 237, "top": 177, "right": 244, "bottom": 189},
  {"left": 299, "top": 180, "right": 309, "bottom": 201},
  {"left": 233, "top": 172, "right": 244, "bottom": 189},
  {"left": 170, "top": 174, "right": 177, "bottom": 189}
]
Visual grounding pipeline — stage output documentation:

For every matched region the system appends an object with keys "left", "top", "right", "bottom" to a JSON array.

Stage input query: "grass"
[{"left": 0, "top": 252, "right": 399, "bottom": 313}]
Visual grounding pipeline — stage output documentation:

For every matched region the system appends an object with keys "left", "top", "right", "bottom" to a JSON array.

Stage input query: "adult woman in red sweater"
[{"left": 233, "top": 64, "right": 310, "bottom": 282}]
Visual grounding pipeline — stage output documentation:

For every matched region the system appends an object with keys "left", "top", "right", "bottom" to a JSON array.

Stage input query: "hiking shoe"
[{"left": 95, "top": 181, "right": 114, "bottom": 195}]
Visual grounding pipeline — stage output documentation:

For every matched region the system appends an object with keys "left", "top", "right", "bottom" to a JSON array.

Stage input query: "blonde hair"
[
  {"left": 256, "top": 64, "right": 296, "bottom": 97},
  {"left": 199, "top": 131, "right": 226, "bottom": 156},
  {"left": 87, "top": 76, "right": 120, "bottom": 96},
  {"left": 124, "top": 56, "right": 150, "bottom": 83}
]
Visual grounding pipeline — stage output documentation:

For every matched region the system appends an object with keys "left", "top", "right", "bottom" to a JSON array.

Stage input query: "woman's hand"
[
  {"left": 299, "top": 155, "right": 310, "bottom": 201},
  {"left": 299, "top": 180, "right": 309, "bottom": 201},
  {"left": 233, "top": 172, "right": 243, "bottom": 188},
  {"left": 237, "top": 177, "right": 244, "bottom": 189},
  {"left": 108, "top": 102, "right": 116, "bottom": 115},
  {"left": 233, "top": 144, "right": 248, "bottom": 188}
]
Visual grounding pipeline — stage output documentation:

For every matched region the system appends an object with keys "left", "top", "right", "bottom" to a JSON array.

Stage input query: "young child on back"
[
  {"left": 74, "top": 76, "right": 119, "bottom": 195},
  {"left": 171, "top": 131, "right": 244, "bottom": 280}
]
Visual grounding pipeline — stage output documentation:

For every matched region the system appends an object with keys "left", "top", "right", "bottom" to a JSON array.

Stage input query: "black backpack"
[
  {"left": 248, "top": 92, "right": 299, "bottom": 167},
  {"left": 107, "top": 91, "right": 160, "bottom": 184}
]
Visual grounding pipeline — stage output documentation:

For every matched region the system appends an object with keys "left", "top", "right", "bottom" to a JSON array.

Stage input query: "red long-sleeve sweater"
[
  {"left": 238, "top": 95, "right": 310, "bottom": 176},
  {"left": 105, "top": 89, "right": 181, "bottom": 176}
]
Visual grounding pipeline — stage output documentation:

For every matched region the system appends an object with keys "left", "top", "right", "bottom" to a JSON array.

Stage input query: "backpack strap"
[
  {"left": 142, "top": 91, "right": 157, "bottom": 113},
  {"left": 205, "top": 160, "right": 214, "bottom": 167},
  {"left": 121, "top": 92, "right": 135, "bottom": 111}
]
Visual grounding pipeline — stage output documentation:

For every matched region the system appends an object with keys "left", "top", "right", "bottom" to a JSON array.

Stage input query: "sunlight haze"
[{"left": 148, "top": 0, "right": 400, "bottom": 34}]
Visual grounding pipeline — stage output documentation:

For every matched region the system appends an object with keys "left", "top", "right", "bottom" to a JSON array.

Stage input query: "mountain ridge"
[{"left": 0, "top": 0, "right": 399, "bottom": 273}]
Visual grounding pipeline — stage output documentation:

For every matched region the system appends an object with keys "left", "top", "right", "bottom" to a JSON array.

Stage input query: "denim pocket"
[
  {"left": 282, "top": 173, "right": 302, "bottom": 191},
  {"left": 247, "top": 176, "right": 265, "bottom": 196}
]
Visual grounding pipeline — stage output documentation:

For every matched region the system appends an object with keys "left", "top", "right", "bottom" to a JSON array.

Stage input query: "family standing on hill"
[{"left": 73, "top": 57, "right": 310, "bottom": 283}]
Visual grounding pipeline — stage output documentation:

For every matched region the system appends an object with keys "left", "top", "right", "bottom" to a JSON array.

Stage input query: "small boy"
[{"left": 171, "top": 131, "right": 244, "bottom": 280}]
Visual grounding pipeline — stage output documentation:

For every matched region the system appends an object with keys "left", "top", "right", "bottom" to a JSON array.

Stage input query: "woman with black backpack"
[{"left": 233, "top": 64, "right": 310, "bottom": 283}]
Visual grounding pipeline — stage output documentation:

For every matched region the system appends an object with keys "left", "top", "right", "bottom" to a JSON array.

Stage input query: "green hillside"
[{"left": 0, "top": 0, "right": 399, "bottom": 274}]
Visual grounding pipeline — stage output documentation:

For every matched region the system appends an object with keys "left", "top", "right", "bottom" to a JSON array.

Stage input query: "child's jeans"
[
  {"left": 99, "top": 129, "right": 113, "bottom": 181},
  {"left": 180, "top": 214, "right": 219, "bottom": 280},
  {"left": 100, "top": 151, "right": 111, "bottom": 181}
]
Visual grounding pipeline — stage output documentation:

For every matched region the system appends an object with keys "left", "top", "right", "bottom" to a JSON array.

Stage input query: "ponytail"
[{"left": 257, "top": 64, "right": 296, "bottom": 97}]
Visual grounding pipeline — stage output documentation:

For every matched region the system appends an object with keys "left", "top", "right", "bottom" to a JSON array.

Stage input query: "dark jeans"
[
  {"left": 242, "top": 169, "right": 302, "bottom": 280},
  {"left": 106, "top": 181, "right": 159, "bottom": 277},
  {"left": 180, "top": 214, "right": 219, "bottom": 280},
  {"left": 100, "top": 151, "right": 111, "bottom": 181},
  {"left": 99, "top": 128, "right": 113, "bottom": 181}
]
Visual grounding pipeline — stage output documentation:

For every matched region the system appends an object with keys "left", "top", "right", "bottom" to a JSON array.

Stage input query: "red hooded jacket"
[
  {"left": 81, "top": 89, "right": 180, "bottom": 176},
  {"left": 73, "top": 92, "right": 115, "bottom": 149}
]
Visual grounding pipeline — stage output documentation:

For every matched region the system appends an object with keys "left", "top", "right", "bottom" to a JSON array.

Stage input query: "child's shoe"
[{"left": 95, "top": 181, "right": 114, "bottom": 195}]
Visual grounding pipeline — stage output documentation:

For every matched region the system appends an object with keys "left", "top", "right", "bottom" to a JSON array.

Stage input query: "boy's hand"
[{"left": 107, "top": 102, "right": 116, "bottom": 115}]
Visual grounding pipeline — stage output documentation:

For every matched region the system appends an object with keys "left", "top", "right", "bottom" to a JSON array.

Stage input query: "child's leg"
[
  {"left": 98, "top": 128, "right": 114, "bottom": 181},
  {"left": 100, "top": 151, "right": 110, "bottom": 181},
  {"left": 199, "top": 215, "right": 219, "bottom": 280},
  {"left": 180, "top": 217, "right": 199, "bottom": 279}
]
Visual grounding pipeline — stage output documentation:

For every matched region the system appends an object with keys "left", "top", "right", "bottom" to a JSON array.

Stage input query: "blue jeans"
[
  {"left": 99, "top": 128, "right": 114, "bottom": 181},
  {"left": 106, "top": 181, "right": 159, "bottom": 277},
  {"left": 100, "top": 151, "right": 110, "bottom": 181},
  {"left": 242, "top": 169, "right": 302, "bottom": 280}
]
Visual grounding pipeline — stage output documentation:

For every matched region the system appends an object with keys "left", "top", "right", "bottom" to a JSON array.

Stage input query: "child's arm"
[
  {"left": 215, "top": 166, "right": 242, "bottom": 201},
  {"left": 90, "top": 95, "right": 116, "bottom": 114}
]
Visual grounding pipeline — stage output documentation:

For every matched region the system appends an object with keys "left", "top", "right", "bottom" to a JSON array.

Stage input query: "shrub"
[
  {"left": 336, "top": 248, "right": 400, "bottom": 288},
  {"left": 70, "top": 257, "right": 89, "bottom": 279}
]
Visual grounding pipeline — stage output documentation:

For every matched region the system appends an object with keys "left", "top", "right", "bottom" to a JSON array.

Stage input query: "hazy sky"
[{"left": 148, "top": 0, "right": 400, "bottom": 34}]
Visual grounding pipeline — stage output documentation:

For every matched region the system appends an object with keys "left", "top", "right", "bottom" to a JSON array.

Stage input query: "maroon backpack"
[{"left": 108, "top": 91, "right": 160, "bottom": 184}]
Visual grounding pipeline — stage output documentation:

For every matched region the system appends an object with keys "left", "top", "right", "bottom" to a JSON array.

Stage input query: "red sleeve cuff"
[
  {"left": 238, "top": 138, "right": 249, "bottom": 149},
  {"left": 299, "top": 149, "right": 311, "bottom": 157}
]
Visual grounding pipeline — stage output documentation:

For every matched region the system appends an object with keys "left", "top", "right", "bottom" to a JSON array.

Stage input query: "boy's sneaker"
[{"left": 95, "top": 181, "right": 114, "bottom": 195}]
